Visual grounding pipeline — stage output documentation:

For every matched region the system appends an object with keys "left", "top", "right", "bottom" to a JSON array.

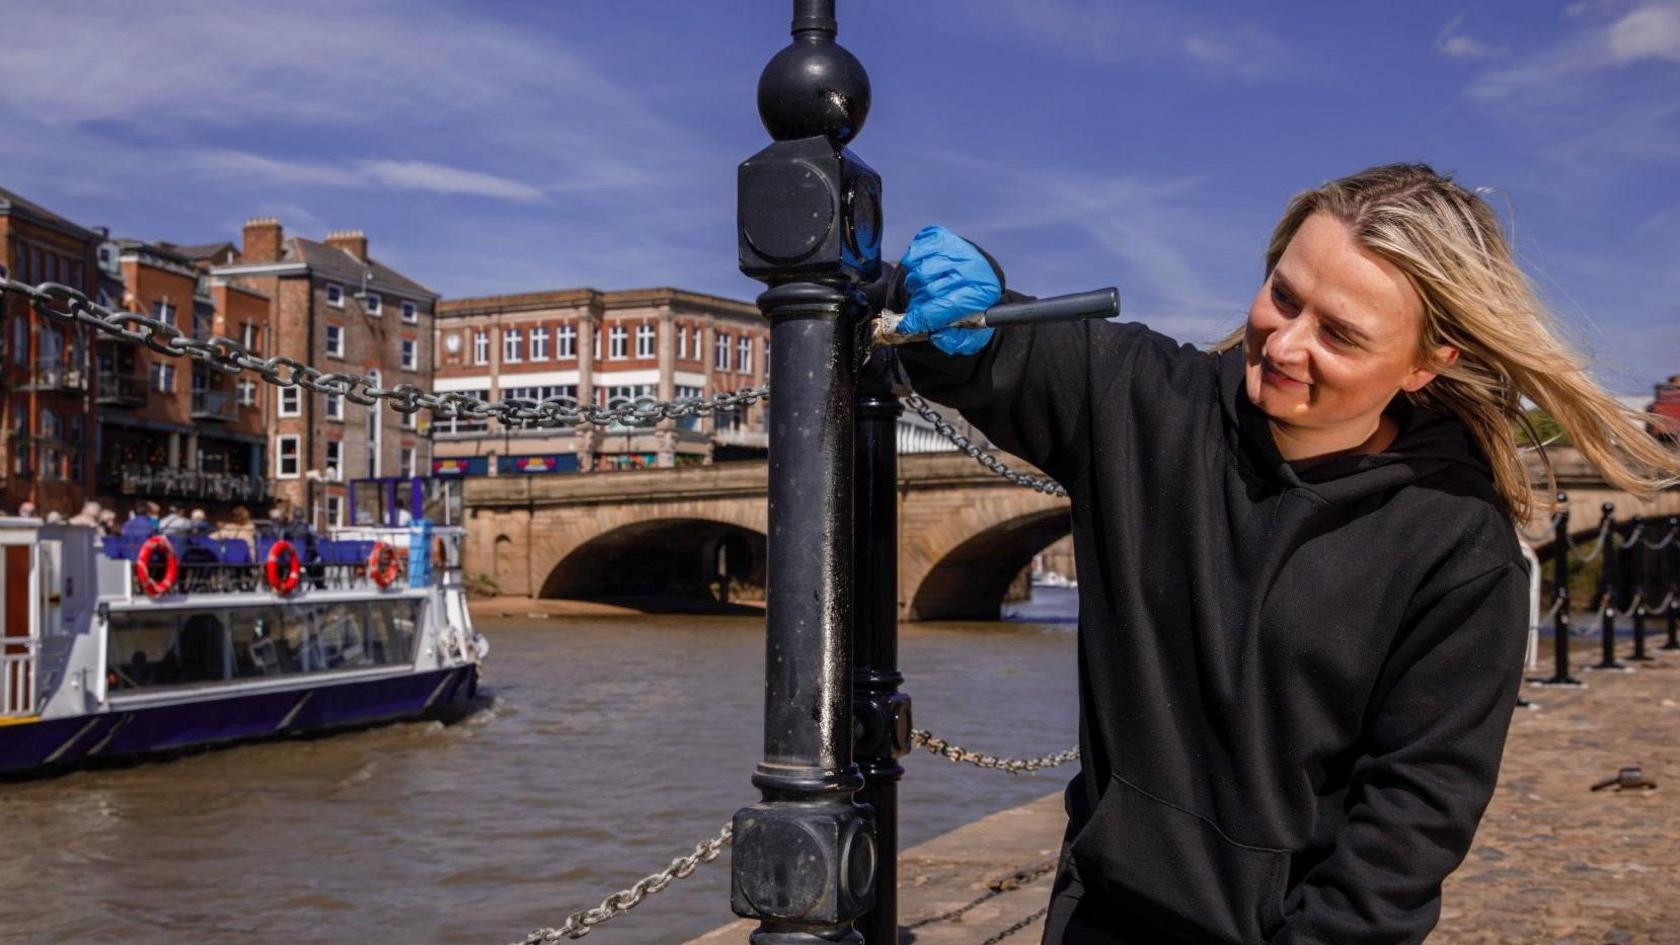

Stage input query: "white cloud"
[
  {"left": 1606, "top": 3, "right": 1680, "bottom": 61},
  {"left": 358, "top": 161, "right": 544, "bottom": 202},
  {"left": 1437, "top": 13, "right": 1511, "bottom": 60},
  {"left": 966, "top": 0, "right": 1288, "bottom": 81}
]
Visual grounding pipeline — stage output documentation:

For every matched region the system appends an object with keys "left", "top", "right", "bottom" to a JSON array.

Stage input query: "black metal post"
[
  {"left": 1542, "top": 496, "right": 1580, "bottom": 686},
  {"left": 1664, "top": 516, "right": 1680, "bottom": 652},
  {"left": 852, "top": 352, "right": 910, "bottom": 944},
  {"left": 1593, "top": 503, "right": 1623, "bottom": 671},
  {"left": 731, "top": 3, "right": 881, "bottom": 941},
  {"left": 1629, "top": 515, "right": 1653, "bottom": 661}
]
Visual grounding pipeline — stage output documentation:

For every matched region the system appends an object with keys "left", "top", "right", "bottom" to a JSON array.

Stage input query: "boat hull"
[{"left": 0, "top": 664, "right": 480, "bottom": 778}]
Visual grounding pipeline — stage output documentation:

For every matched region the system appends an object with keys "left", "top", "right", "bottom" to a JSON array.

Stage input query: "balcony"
[
  {"left": 190, "top": 389, "right": 236, "bottom": 422},
  {"left": 103, "top": 465, "right": 271, "bottom": 503},
  {"left": 97, "top": 371, "right": 146, "bottom": 407},
  {"left": 20, "top": 359, "right": 88, "bottom": 393}
]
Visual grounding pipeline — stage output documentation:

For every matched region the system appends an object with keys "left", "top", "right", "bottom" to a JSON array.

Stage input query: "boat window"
[{"left": 107, "top": 599, "right": 427, "bottom": 692}]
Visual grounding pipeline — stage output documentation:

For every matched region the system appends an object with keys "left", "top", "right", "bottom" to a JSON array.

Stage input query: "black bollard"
[
  {"left": 1541, "top": 495, "right": 1580, "bottom": 686},
  {"left": 1593, "top": 503, "right": 1624, "bottom": 671},
  {"left": 1665, "top": 516, "right": 1680, "bottom": 652},
  {"left": 1628, "top": 515, "right": 1654, "bottom": 661},
  {"left": 852, "top": 350, "right": 911, "bottom": 945},
  {"left": 730, "top": 3, "right": 879, "bottom": 942}
]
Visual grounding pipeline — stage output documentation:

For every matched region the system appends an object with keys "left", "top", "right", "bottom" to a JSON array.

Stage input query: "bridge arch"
[
  {"left": 907, "top": 508, "right": 1071, "bottom": 621},
  {"left": 539, "top": 517, "right": 767, "bottom": 610}
]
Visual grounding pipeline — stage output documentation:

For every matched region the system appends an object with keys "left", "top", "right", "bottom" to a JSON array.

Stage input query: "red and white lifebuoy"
[
  {"left": 133, "top": 535, "right": 178, "bottom": 598},
  {"left": 266, "top": 539, "right": 302, "bottom": 596},
  {"left": 368, "top": 541, "right": 402, "bottom": 588}
]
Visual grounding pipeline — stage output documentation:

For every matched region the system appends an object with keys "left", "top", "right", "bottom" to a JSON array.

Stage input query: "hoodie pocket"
[{"left": 1068, "top": 775, "right": 1288, "bottom": 944}]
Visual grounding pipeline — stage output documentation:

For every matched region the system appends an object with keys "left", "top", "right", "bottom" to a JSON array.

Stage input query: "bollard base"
[{"left": 1529, "top": 676, "right": 1584, "bottom": 688}]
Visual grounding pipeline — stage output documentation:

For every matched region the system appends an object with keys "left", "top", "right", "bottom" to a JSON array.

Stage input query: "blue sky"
[{"left": 1, "top": 0, "right": 1675, "bottom": 392}]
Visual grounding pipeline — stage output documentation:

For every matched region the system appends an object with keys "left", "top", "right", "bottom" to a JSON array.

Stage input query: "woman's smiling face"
[{"left": 1243, "top": 211, "right": 1441, "bottom": 451}]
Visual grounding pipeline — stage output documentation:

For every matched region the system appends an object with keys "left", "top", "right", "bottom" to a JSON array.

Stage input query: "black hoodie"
[{"left": 900, "top": 317, "right": 1528, "bottom": 945}]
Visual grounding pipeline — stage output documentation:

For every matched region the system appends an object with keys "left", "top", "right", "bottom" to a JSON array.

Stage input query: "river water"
[{"left": 0, "top": 588, "right": 1079, "bottom": 945}]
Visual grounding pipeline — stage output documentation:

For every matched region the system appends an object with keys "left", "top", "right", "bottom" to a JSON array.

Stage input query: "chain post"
[
  {"left": 730, "top": 3, "right": 880, "bottom": 942},
  {"left": 852, "top": 348, "right": 910, "bottom": 944},
  {"left": 1541, "top": 496, "right": 1580, "bottom": 685},
  {"left": 1628, "top": 515, "right": 1654, "bottom": 662},
  {"left": 1664, "top": 516, "right": 1680, "bottom": 652},
  {"left": 1593, "top": 503, "right": 1624, "bottom": 671}
]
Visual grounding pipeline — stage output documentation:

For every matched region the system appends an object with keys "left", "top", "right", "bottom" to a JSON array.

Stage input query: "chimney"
[
  {"left": 325, "top": 228, "right": 368, "bottom": 262},
  {"left": 242, "top": 217, "right": 283, "bottom": 264}
]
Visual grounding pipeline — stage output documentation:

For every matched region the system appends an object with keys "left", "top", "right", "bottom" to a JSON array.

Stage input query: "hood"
[{"left": 1216, "top": 346, "right": 1492, "bottom": 507}]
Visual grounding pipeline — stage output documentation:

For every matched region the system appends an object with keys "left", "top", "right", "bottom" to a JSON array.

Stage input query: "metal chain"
[
  {"left": 909, "top": 728, "right": 1079, "bottom": 774},
  {"left": 906, "top": 861, "right": 1058, "bottom": 931},
  {"left": 903, "top": 393, "right": 1068, "bottom": 497},
  {"left": 0, "top": 274, "right": 767, "bottom": 428},
  {"left": 5, "top": 275, "right": 1077, "bottom": 496},
  {"left": 1569, "top": 521, "right": 1613, "bottom": 563},
  {"left": 513, "top": 822, "right": 732, "bottom": 943},
  {"left": 1642, "top": 525, "right": 1679, "bottom": 551},
  {"left": 1614, "top": 522, "right": 1646, "bottom": 550}
]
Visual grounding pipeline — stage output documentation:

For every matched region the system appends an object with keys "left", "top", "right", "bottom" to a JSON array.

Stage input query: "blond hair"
[{"left": 1217, "top": 163, "right": 1679, "bottom": 520}]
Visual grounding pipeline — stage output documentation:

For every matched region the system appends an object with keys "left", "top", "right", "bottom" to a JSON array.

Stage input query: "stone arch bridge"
[
  {"left": 460, "top": 446, "right": 1674, "bottom": 621},
  {"left": 462, "top": 451, "right": 1067, "bottom": 621}
]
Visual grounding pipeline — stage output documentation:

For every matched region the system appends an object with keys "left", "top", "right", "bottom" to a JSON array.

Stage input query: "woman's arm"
[{"left": 1271, "top": 561, "right": 1529, "bottom": 945}]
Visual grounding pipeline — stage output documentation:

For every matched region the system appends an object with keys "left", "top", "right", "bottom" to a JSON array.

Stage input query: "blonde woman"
[{"left": 893, "top": 163, "right": 1679, "bottom": 945}]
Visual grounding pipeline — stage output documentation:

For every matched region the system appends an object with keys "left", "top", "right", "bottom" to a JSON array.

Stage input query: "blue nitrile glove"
[{"left": 897, "top": 225, "right": 1001, "bottom": 356}]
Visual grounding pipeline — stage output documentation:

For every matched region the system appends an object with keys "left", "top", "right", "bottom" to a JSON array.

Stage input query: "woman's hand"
[{"left": 897, "top": 225, "right": 1003, "bottom": 356}]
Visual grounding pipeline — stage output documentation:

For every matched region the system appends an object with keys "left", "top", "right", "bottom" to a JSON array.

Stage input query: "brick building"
[
  {"left": 1650, "top": 375, "right": 1680, "bottom": 441},
  {"left": 94, "top": 239, "right": 272, "bottom": 518},
  {"left": 211, "top": 219, "right": 437, "bottom": 528},
  {"left": 0, "top": 186, "right": 100, "bottom": 514},
  {"left": 431, "top": 287, "right": 769, "bottom": 476}
]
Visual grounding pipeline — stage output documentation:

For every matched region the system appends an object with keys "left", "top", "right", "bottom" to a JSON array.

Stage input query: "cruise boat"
[{"left": 0, "top": 516, "right": 487, "bottom": 777}]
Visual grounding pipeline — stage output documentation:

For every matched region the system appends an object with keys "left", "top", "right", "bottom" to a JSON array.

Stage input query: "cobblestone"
[{"left": 687, "top": 644, "right": 1680, "bottom": 943}]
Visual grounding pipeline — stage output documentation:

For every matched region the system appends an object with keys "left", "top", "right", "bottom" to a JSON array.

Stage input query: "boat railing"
[
  {"left": 1, "top": 643, "right": 37, "bottom": 717},
  {"left": 101, "top": 532, "right": 430, "bottom": 595}
]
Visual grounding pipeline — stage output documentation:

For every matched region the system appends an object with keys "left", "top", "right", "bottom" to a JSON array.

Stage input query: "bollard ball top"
[{"left": 758, "top": 36, "right": 871, "bottom": 144}]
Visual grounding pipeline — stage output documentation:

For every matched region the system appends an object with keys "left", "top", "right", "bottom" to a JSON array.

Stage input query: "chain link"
[
  {"left": 1567, "top": 520, "right": 1613, "bottom": 563},
  {"left": 513, "top": 822, "right": 732, "bottom": 943},
  {"left": 903, "top": 393, "right": 1068, "bottom": 497},
  {"left": 1642, "top": 525, "right": 1679, "bottom": 551},
  {"left": 909, "top": 729, "right": 1079, "bottom": 774}
]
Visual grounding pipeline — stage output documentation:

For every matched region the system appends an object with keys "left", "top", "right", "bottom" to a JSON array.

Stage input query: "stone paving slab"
[{"left": 689, "top": 644, "right": 1680, "bottom": 943}]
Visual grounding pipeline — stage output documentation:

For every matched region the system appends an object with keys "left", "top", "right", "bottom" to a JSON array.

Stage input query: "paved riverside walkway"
[{"left": 687, "top": 643, "right": 1680, "bottom": 944}]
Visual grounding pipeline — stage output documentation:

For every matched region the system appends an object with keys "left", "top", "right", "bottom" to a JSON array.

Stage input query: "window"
[
  {"left": 692, "top": 327, "right": 702, "bottom": 360},
  {"left": 401, "top": 409, "right": 417, "bottom": 431},
  {"left": 241, "top": 322, "right": 259, "bottom": 353},
  {"left": 325, "top": 324, "right": 344, "bottom": 358},
  {"left": 400, "top": 447, "right": 417, "bottom": 478},
  {"left": 674, "top": 385, "right": 704, "bottom": 431},
  {"left": 593, "top": 327, "right": 601, "bottom": 360},
  {"left": 278, "top": 385, "right": 301, "bottom": 417},
  {"left": 276, "top": 435, "right": 300, "bottom": 478},
  {"left": 608, "top": 324, "right": 627, "bottom": 360},
  {"left": 153, "top": 300, "right": 175, "bottom": 327},
  {"left": 715, "top": 332, "right": 730, "bottom": 370},
  {"left": 401, "top": 339, "right": 418, "bottom": 371},
  {"left": 326, "top": 494, "right": 344, "bottom": 527},
  {"left": 636, "top": 323, "right": 655, "bottom": 359},
  {"left": 364, "top": 292, "right": 382, "bottom": 316},
  {"left": 473, "top": 330, "right": 489, "bottom": 365},
  {"left": 325, "top": 439, "right": 342, "bottom": 477},
  {"left": 503, "top": 328, "right": 523, "bottom": 363},
  {"left": 237, "top": 379, "right": 257, "bottom": 406},
  {"left": 557, "top": 322, "right": 576, "bottom": 359},
  {"left": 150, "top": 362, "right": 175, "bottom": 393},
  {"left": 530, "top": 325, "right": 550, "bottom": 361},
  {"left": 401, "top": 300, "right": 418, "bottom": 322},
  {"left": 326, "top": 284, "right": 344, "bottom": 307},
  {"left": 737, "top": 336, "right": 752, "bottom": 373},
  {"left": 325, "top": 393, "right": 344, "bottom": 421},
  {"left": 678, "top": 324, "right": 688, "bottom": 359}
]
